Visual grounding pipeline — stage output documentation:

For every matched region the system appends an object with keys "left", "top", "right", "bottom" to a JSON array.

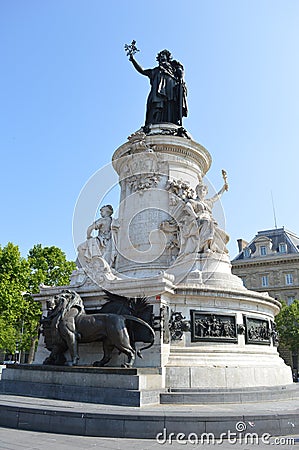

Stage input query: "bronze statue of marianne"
[{"left": 125, "top": 41, "right": 188, "bottom": 127}]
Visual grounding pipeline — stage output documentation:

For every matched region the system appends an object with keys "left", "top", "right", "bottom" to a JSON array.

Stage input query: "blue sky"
[{"left": 1, "top": 0, "right": 298, "bottom": 261}]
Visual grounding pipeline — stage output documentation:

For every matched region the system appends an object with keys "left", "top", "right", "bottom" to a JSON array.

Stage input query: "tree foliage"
[
  {"left": 0, "top": 242, "right": 76, "bottom": 356},
  {"left": 27, "top": 244, "right": 76, "bottom": 293},
  {"left": 275, "top": 300, "right": 299, "bottom": 352},
  {"left": 0, "top": 243, "right": 31, "bottom": 353},
  {"left": 0, "top": 316, "right": 18, "bottom": 354}
]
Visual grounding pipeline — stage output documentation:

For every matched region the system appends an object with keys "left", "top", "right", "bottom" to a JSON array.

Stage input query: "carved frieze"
[
  {"left": 244, "top": 316, "right": 271, "bottom": 345},
  {"left": 143, "top": 125, "right": 190, "bottom": 139},
  {"left": 166, "top": 178, "right": 195, "bottom": 201},
  {"left": 128, "top": 173, "right": 160, "bottom": 194},
  {"left": 123, "top": 150, "right": 159, "bottom": 176},
  {"left": 270, "top": 320, "right": 279, "bottom": 346},
  {"left": 191, "top": 311, "right": 238, "bottom": 343},
  {"left": 169, "top": 311, "right": 191, "bottom": 341},
  {"left": 237, "top": 324, "right": 246, "bottom": 335},
  {"left": 121, "top": 150, "right": 161, "bottom": 194},
  {"left": 127, "top": 130, "right": 152, "bottom": 152}
]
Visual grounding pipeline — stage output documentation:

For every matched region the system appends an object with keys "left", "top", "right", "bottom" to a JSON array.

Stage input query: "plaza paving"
[{"left": 0, "top": 426, "right": 298, "bottom": 449}]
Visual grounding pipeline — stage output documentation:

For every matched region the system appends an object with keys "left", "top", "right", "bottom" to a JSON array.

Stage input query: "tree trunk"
[
  {"left": 27, "top": 336, "right": 38, "bottom": 364},
  {"left": 292, "top": 352, "right": 298, "bottom": 382}
]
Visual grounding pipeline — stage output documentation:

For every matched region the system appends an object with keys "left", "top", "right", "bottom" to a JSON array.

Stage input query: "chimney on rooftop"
[{"left": 237, "top": 239, "right": 248, "bottom": 253}]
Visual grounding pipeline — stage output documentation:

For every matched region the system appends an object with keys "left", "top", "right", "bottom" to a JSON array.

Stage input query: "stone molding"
[
  {"left": 232, "top": 255, "right": 299, "bottom": 269},
  {"left": 112, "top": 129, "right": 211, "bottom": 177}
]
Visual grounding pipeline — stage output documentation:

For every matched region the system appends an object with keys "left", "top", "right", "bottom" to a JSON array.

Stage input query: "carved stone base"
[
  {"left": 165, "top": 352, "right": 292, "bottom": 389},
  {"left": 34, "top": 274, "right": 293, "bottom": 390},
  {"left": 164, "top": 279, "right": 293, "bottom": 388}
]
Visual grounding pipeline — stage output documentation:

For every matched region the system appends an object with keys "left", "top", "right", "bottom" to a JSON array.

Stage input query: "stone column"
[{"left": 112, "top": 124, "right": 211, "bottom": 279}]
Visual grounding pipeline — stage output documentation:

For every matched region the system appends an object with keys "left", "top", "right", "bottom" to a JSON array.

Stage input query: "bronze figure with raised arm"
[{"left": 126, "top": 42, "right": 188, "bottom": 127}]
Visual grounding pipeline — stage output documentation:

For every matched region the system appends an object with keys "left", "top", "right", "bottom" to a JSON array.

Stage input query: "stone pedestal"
[
  {"left": 30, "top": 123, "right": 292, "bottom": 400},
  {"left": 164, "top": 285, "right": 291, "bottom": 389}
]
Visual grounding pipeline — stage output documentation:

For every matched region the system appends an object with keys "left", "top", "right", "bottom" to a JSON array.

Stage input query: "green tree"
[
  {"left": 0, "top": 316, "right": 18, "bottom": 355},
  {"left": 0, "top": 242, "right": 76, "bottom": 362},
  {"left": 0, "top": 243, "right": 38, "bottom": 357},
  {"left": 27, "top": 244, "right": 76, "bottom": 293},
  {"left": 26, "top": 244, "right": 76, "bottom": 362},
  {"left": 275, "top": 300, "right": 299, "bottom": 352}
]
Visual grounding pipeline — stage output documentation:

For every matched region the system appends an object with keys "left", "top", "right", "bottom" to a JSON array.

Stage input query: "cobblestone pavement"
[{"left": 0, "top": 427, "right": 298, "bottom": 450}]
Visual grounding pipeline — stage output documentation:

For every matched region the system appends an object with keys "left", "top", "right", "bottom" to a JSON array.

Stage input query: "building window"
[
  {"left": 287, "top": 296, "right": 295, "bottom": 305},
  {"left": 279, "top": 243, "right": 287, "bottom": 253},
  {"left": 243, "top": 248, "right": 250, "bottom": 258},
  {"left": 285, "top": 273, "right": 293, "bottom": 285},
  {"left": 260, "top": 246, "right": 267, "bottom": 256},
  {"left": 261, "top": 275, "right": 269, "bottom": 287}
]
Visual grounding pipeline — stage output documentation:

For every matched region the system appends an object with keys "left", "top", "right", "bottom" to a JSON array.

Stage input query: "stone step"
[
  {"left": 0, "top": 380, "right": 162, "bottom": 406},
  {"left": 0, "top": 364, "right": 164, "bottom": 407},
  {"left": 160, "top": 384, "right": 299, "bottom": 404},
  {"left": 1, "top": 393, "right": 299, "bottom": 438},
  {"left": 3, "top": 364, "right": 161, "bottom": 375},
  {"left": 2, "top": 364, "right": 163, "bottom": 390}
]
